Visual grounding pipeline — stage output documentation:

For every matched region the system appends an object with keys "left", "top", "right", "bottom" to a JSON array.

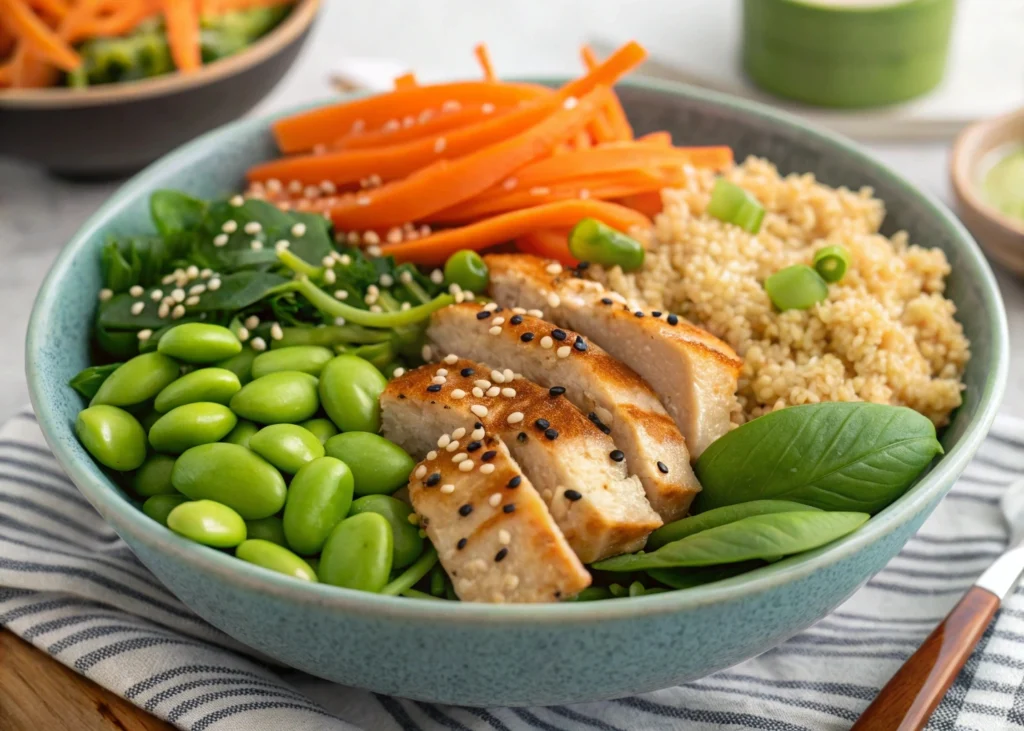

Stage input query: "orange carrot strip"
[
  {"left": 379, "top": 200, "right": 650, "bottom": 265},
  {"left": 162, "top": 0, "right": 200, "bottom": 72},
  {"left": 332, "top": 103, "right": 512, "bottom": 150},
  {"left": 324, "top": 87, "right": 608, "bottom": 231},
  {"left": 76, "top": 1, "right": 160, "bottom": 38},
  {"left": 474, "top": 43, "right": 496, "bottom": 81},
  {"left": 618, "top": 190, "right": 664, "bottom": 217},
  {"left": 0, "top": 0, "right": 80, "bottom": 71},
  {"left": 394, "top": 72, "right": 417, "bottom": 90},
  {"left": 273, "top": 82, "right": 552, "bottom": 154},
  {"left": 581, "top": 45, "right": 634, "bottom": 141},
  {"left": 28, "top": 0, "right": 69, "bottom": 20},
  {"left": 573, "top": 130, "right": 592, "bottom": 149},
  {"left": 517, "top": 228, "right": 578, "bottom": 266},
  {"left": 636, "top": 131, "right": 672, "bottom": 146}
]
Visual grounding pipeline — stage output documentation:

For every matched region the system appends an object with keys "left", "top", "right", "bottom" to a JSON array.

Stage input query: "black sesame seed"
[
  {"left": 548, "top": 386, "right": 566, "bottom": 397},
  {"left": 474, "top": 421, "right": 484, "bottom": 429},
  {"left": 495, "top": 548, "right": 508, "bottom": 562},
  {"left": 609, "top": 449, "right": 625, "bottom": 462},
  {"left": 517, "top": 431, "right": 527, "bottom": 443},
  {"left": 667, "top": 314, "right": 679, "bottom": 326},
  {"left": 634, "top": 311, "right": 644, "bottom": 318},
  {"left": 564, "top": 489, "right": 583, "bottom": 501},
  {"left": 601, "top": 297, "right": 613, "bottom": 305},
  {"left": 457, "top": 538, "right": 468, "bottom": 550},
  {"left": 466, "top": 441, "right": 482, "bottom": 452},
  {"left": 475, "top": 311, "right": 491, "bottom": 320},
  {"left": 552, "top": 329, "right": 567, "bottom": 341},
  {"left": 652, "top": 311, "right": 662, "bottom": 317},
  {"left": 427, "top": 384, "right": 442, "bottom": 393},
  {"left": 510, "top": 314, "right": 523, "bottom": 325},
  {"left": 503, "top": 504, "right": 516, "bottom": 514},
  {"left": 534, "top": 418, "right": 550, "bottom": 430},
  {"left": 494, "top": 306, "right": 504, "bottom": 313},
  {"left": 576, "top": 261, "right": 591, "bottom": 270},
  {"left": 458, "top": 504, "right": 473, "bottom": 517},
  {"left": 461, "top": 367, "right": 475, "bottom": 376},
  {"left": 657, "top": 461, "right": 669, "bottom": 474},
  {"left": 544, "top": 428, "right": 559, "bottom": 440},
  {"left": 507, "top": 475, "right": 522, "bottom": 488},
  {"left": 520, "top": 332, "right": 535, "bottom": 342},
  {"left": 426, "top": 473, "right": 441, "bottom": 486},
  {"left": 573, "top": 336, "right": 587, "bottom": 352},
  {"left": 481, "top": 450, "right": 497, "bottom": 462}
]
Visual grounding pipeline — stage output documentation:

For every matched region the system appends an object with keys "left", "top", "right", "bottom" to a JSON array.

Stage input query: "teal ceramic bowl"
[{"left": 26, "top": 78, "right": 1009, "bottom": 707}]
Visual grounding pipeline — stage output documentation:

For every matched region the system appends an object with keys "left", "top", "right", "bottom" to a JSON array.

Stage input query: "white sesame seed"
[
  {"left": 251, "top": 337, "right": 267, "bottom": 351},
  {"left": 356, "top": 195, "right": 371, "bottom": 206},
  {"left": 482, "top": 103, "right": 496, "bottom": 114},
  {"left": 557, "top": 345, "right": 571, "bottom": 358},
  {"left": 333, "top": 316, "right": 346, "bottom": 327},
  {"left": 540, "top": 336, "right": 554, "bottom": 349},
  {"left": 452, "top": 453, "right": 468, "bottom": 463},
  {"left": 386, "top": 227, "right": 403, "bottom": 244},
  {"left": 244, "top": 221, "right": 262, "bottom": 235},
  {"left": 442, "top": 100, "right": 461, "bottom": 112},
  {"left": 445, "top": 440, "right": 460, "bottom": 453},
  {"left": 448, "top": 282, "right": 463, "bottom": 296},
  {"left": 369, "top": 305, "right": 382, "bottom": 313},
  {"left": 443, "top": 354, "right": 458, "bottom": 365},
  {"left": 432, "top": 376, "right": 447, "bottom": 385},
  {"left": 185, "top": 263, "right": 199, "bottom": 277},
  {"left": 188, "top": 284, "right": 206, "bottom": 296},
  {"left": 171, "top": 304, "right": 186, "bottom": 319},
  {"left": 400, "top": 301, "right": 411, "bottom": 311},
  {"left": 398, "top": 271, "right": 413, "bottom": 285},
  {"left": 503, "top": 368, "right": 514, "bottom": 382},
  {"left": 501, "top": 388, "right": 517, "bottom": 398},
  {"left": 346, "top": 231, "right": 359, "bottom": 244},
  {"left": 440, "top": 484, "right": 455, "bottom": 494},
  {"left": 541, "top": 488, "right": 553, "bottom": 500},
  {"left": 465, "top": 291, "right": 475, "bottom": 301},
  {"left": 137, "top": 329, "right": 153, "bottom": 341},
  {"left": 213, "top": 233, "right": 229, "bottom": 247},
  {"left": 545, "top": 263, "right": 563, "bottom": 275},
  {"left": 421, "top": 344, "right": 433, "bottom": 361},
  {"left": 489, "top": 493, "right": 501, "bottom": 507},
  {"left": 527, "top": 309, "right": 544, "bottom": 318},
  {"left": 459, "top": 460, "right": 474, "bottom": 472},
  {"left": 530, "top": 186, "right": 551, "bottom": 196},
  {"left": 150, "top": 289, "right": 163, "bottom": 301},
  {"left": 207, "top": 278, "right": 222, "bottom": 291},
  {"left": 98, "top": 289, "right": 113, "bottom": 302},
  {"left": 478, "top": 463, "right": 495, "bottom": 476},
  {"left": 474, "top": 380, "right": 491, "bottom": 389},
  {"left": 270, "top": 323, "right": 284, "bottom": 341},
  {"left": 339, "top": 254, "right": 352, "bottom": 265},
  {"left": 507, "top": 411, "right": 524, "bottom": 425},
  {"left": 170, "top": 288, "right": 185, "bottom": 303},
  {"left": 323, "top": 269, "right": 337, "bottom": 285},
  {"left": 228, "top": 194, "right": 244, "bottom": 207},
  {"left": 250, "top": 240, "right": 263, "bottom": 251},
  {"left": 236, "top": 327, "right": 250, "bottom": 341},
  {"left": 471, "top": 427, "right": 485, "bottom": 441},
  {"left": 402, "top": 115, "right": 415, "bottom": 128},
  {"left": 471, "top": 404, "right": 488, "bottom": 418},
  {"left": 547, "top": 293, "right": 561, "bottom": 308},
  {"left": 434, "top": 137, "right": 446, "bottom": 153},
  {"left": 490, "top": 370, "right": 505, "bottom": 384},
  {"left": 579, "top": 188, "right": 591, "bottom": 200},
  {"left": 472, "top": 387, "right": 484, "bottom": 398},
  {"left": 484, "top": 302, "right": 498, "bottom": 312},
  {"left": 452, "top": 389, "right": 467, "bottom": 399},
  {"left": 128, "top": 285, "right": 143, "bottom": 297},
  {"left": 245, "top": 316, "right": 260, "bottom": 329},
  {"left": 426, "top": 450, "right": 438, "bottom": 460},
  {"left": 489, "top": 326, "right": 502, "bottom": 336},
  {"left": 430, "top": 269, "right": 444, "bottom": 284},
  {"left": 351, "top": 119, "right": 365, "bottom": 134},
  {"left": 392, "top": 367, "right": 406, "bottom": 377},
  {"left": 498, "top": 529, "right": 511, "bottom": 545},
  {"left": 486, "top": 386, "right": 500, "bottom": 397},
  {"left": 367, "top": 245, "right": 383, "bottom": 257},
  {"left": 415, "top": 465, "right": 427, "bottom": 479},
  {"left": 503, "top": 177, "right": 517, "bottom": 191},
  {"left": 222, "top": 220, "right": 238, "bottom": 233},
  {"left": 379, "top": 273, "right": 394, "bottom": 287},
  {"left": 437, "top": 434, "right": 451, "bottom": 448},
  {"left": 451, "top": 426, "right": 465, "bottom": 439},
  {"left": 492, "top": 317, "right": 505, "bottom": 326},
  {"left": 158, "top": 303, "right": 170, "bottom": 319},
  {"left": 334, "top": 290, "right": 349, "bottom": 300},
  {"left": 266, "top": 178, "right": 282, "bottom": 192},
  {"left": 320, "top": 181, "right": 336, "bottom": 195},
  {"left": 319, "top": 256, "right": 335, "bottom": 269},
  {"left": 563, "top": 95, "right": 579, "bottom": 110},
  {"left": 185, "top": 296, "right": 201, "bottom": 306}
]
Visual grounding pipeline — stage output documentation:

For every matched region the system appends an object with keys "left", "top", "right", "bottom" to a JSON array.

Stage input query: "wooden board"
[{"left": 0, "top": 629, "right": 174, "bottom": 731}]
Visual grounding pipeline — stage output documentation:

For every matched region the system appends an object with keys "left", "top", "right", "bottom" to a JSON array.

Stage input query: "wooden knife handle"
[{"left": 851, "top": 586, "right": 1001, "bottom": 731}]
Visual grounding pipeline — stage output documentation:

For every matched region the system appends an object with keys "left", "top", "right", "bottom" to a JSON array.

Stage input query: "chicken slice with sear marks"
[
  {"left": 410, "top": 433, "right": 591, "bottom": 603},
  {"left": 427, "top": 303, "right": 700, "bottom": 521},
  {"left": 381, "top": 356, "right": 662, "bottom": 563},
  {"left": 484, "top": 254, "right": 742, "bottom": 457}
]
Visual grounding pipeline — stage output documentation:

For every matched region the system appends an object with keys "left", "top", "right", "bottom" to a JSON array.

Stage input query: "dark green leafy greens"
[
  {"left": 69, "top": 363, "right": 123, "bottom": 399},
  {"left": 647, "top": 500, "right": 818, "bottom": 551}
]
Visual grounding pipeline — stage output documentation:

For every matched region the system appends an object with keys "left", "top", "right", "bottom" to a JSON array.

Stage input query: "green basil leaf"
[
  {"left": 68, "top": 363, "right": 123, "bottom": 399},
  {"left": 647, "top": 500, "right": 818, "bottom": 551},
  {"left": 151, "top": 190, "right": 207, "bottom": 238},
  {"left": 593, "top": 511, "right": 869, "bottom": 572},
  {"left": 694, "top": 402, "right": 943, "bottom": 514}
]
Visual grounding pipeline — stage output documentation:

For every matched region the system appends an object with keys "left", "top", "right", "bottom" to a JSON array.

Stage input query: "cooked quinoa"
[{"left": 590, "top": 157, "right": 969, "bottom": 426}]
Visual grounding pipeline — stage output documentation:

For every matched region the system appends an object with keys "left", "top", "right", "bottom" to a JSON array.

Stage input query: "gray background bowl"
[{"left": 26, "top": 77, "right": 1008, "bottom": 706}]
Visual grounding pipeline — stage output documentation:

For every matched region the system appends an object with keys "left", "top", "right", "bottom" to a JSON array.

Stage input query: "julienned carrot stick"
[
  {"left": 636, "top": 131, "right": 672, "bottom": 146},
  {"left": 510, "top": 145, "right": 733, "bottom": 188},
  {"left": 76, "top": 1, "right": 160, "bottom": 38},
  {"left": 333, "top": 103, "right": 511, "bottom": 151},
  {"left": 325, "top": 87, "right": 608, "bottom": 231},
  {"left": 379, "top": 200, "right": 650, "bottom": 265},
  {"left": 474, "top": 43, "right": 496, "bottom": 81},
  {"left": 517, "top": 229, "right": 578, "bottom": 266},
  {"left": 394, "top": 72, "right": 417, "bottom": 90},
  {"left": 272, "top": 82, "right": 552, "bottom": 154},
  {"left": 0, "top": 0, "right": 80, "bottom": 71},
  {"left": 162, "top": 0, "right": 200, "bottom": 72},
  {"left": 581, "top": 45, "right": 633, "bottom": 141},
  {"left": 618, "top": 190, "right": 664, "bottom": 217}
]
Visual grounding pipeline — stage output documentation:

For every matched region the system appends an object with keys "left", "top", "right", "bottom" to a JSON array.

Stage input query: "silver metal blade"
[{"left": 976, "top": 544, "right": 1024, "bottom": 600}]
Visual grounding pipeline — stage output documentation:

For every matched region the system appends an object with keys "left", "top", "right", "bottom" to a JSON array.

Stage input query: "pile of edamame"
[{"left": 73, "top": 321, "right": 446, "bottom": 597}]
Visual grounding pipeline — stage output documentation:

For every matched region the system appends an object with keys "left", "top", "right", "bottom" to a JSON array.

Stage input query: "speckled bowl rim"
[
  {"left": 0, "top": 0, "right": 319, "bottom": 109},
  {"left": 27, "top": 74, "right": 1009, "bottom": 625}
]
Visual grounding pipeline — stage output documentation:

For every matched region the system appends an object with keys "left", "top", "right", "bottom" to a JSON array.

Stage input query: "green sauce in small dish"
[{"left": 982, "top": 147, "right": 1024, "bottom": 223}]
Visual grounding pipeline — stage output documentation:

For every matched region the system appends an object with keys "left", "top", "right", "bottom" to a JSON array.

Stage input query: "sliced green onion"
[
  {"left": 381, "top": 547, "right": 438, "bottom": 596},
  {"left": 283, "top": 278, "right": 454, "bottom": 328},
  {"left": 764, "top": 265, "right": 829, "bottom": 311},
  {"left": 608, "top": 583, "right": 629, "bottom": 598},
  {"left": 628, "top": 581, "right": 646, "bottom": 597},
  {"left": 568, "top": 218, "right": 645, "bottom": 271},
  {"left": 707, "top": 178, "right": 765, "bottom": 234},
  {"left": 812, "top": 245, "right": 851, "bottom": 283},
  {"left": 400, "top": 588, "right": 445, "bottom": 600},
  {"left": 567, "top": 586, "right": 613, "bottom": 602}
]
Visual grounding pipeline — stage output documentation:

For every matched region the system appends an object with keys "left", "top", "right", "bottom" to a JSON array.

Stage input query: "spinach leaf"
[
  {"left": 647, "top": 500, "right": 818, "bottom": 551},
  {"left": 100, "top": 235, "right": 193, "bottom": 292},
  {"left": 197, "top": 199, "right": 332, "bottom": 270},
  {"left": 150, "top": 190, "right": 207, "bottom": 238},
  {"left": 69, "top": 363, "right": 123, "bottom": 399},
  {"left": 694, "top": 402, "right": 943, "bottom": 514},
  {"left": 593, "top": 511, "right": 869, "bottom": 571},
  {"left": 647, "top": 562, "right": 763, "bottom": 590}
]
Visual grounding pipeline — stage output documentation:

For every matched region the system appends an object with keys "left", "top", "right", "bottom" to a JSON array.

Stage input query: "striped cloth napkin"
[{"left": 2, "top": 407, "right": 1022, "bottom": 731}]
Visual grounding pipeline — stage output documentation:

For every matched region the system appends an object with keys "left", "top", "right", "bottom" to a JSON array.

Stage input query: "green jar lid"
[{"left": 742, "top": 0, "right": 955, "bottom": 108}]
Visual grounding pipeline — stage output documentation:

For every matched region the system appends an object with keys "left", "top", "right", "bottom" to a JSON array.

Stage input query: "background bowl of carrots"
[{"left": 0, "top": 0, "right": 319, "bottom": 178}]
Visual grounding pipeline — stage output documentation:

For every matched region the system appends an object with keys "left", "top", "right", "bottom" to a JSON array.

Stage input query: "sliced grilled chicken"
[
  {"left": 381, "top": 357, "right": 662, "bottom": 562},
  {"left": 409, "top": 434, "right": 591, "bottom": 603},
  {"left": 484, "top": 254, "right": 742, "bottom": 457},
  {"left": 427, "top": 303, "right": 700, "bottom": 521}
]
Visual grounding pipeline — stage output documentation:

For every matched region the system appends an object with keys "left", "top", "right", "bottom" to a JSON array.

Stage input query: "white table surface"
[{"left": 0, "top": 0, "right": 1020, "bottom": 422}]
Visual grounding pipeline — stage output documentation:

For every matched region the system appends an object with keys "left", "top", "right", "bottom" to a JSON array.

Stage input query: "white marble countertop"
[{"left": 0, "top": 0, "right": 1020, "bottom": 422}]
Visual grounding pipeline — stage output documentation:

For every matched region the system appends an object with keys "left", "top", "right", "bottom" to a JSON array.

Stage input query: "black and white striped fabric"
[{"left": 2, "top": 408, "right": 1022, "bottom": 731}]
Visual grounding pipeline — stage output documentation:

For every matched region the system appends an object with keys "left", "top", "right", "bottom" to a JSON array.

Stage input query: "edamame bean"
[
  {"left": 222, "top": 419, "right": 259, "bottom": 448},
  {"left": 132, "top": 454, "right": 177, "bottom": 497},
  {"left": 75, "top": 405, "right": 147, "bottom": 471},
  {"left": 149, "top": 402, "right": 238, "bottom": 453},
  {"left": 283, "top": 457, "right": 354, "bottom": 555},
  {"left": 236, "top": 539, "right": 318, "bottom": 581},
  {"left": 350, "top": 494, "right": 423, "bottom": 568},
  {"left": 300, "top": 418, "right": 338, "bottom": 445},
  {"left": 154, "top": 368, "right": 241, "bottom": 412},
  {"left": 229, "top": 371, "right": 319, "bottom": 424},
  {"left": 252, "top": 346, "right": 334, "bottom": 379},
  {"left": 318, "top": 513, "right": 393, "bottom": 592},
  {"left": 318, "top": 355, "right": 386, "bottom": 433},
  {"left": 158, "top": 323, "right": 242, "bottom": 363},
  {"left": 245, "top": 516, "right": 287, "bottom": 547},
  {"left": 249, "top": 424, "right": 325, "bottom": 474},
  {"left": 142, "top": 494, "right": 188, "bottom": 525},
  {"left": 324, "top": 432, "right": 414, "bottom": 495},
  {"left": 215, "top": 348, "right": 256, "bottom": 384},
  {"left": 90, "top": 352, "right": 180, "bottom": 407},
  {"left": 167, "top": 499, "right": 247, "bottom": 548},
  {"left": 172, "top": 443, "right": 286, "bottom": 519}
]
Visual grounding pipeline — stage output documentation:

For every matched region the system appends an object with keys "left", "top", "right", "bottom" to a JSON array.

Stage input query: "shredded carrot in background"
[
  {"left": 474, "top": 43, "right": 495, "bottom": 82},
  {"left": 393, "top": 72, "right": 417, "bottom": 90}
]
